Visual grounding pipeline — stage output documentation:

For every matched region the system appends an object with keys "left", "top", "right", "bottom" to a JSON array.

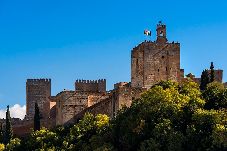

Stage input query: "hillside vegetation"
[{"left": 0, "top": 81, "right": 226, "bottom": 151}]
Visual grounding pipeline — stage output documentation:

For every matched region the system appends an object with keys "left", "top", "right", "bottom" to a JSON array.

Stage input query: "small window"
[
  {"left": 136, "top": 59, "right": 139, "bottom": 66},
  {"left": 166, "top": 67, "right": 168, "bottom": 71},
  {"left": 162, "top": 56, "right": 165, "bottom": 59},
  {"left": 158, "top": 69, "right": 159, "bottom": 72}
]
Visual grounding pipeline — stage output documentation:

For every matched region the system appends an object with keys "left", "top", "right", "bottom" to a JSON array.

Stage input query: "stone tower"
[
  {"left": 131, "top": 22, "right": 181, "bottom": 88},
  {"left": 26, "top": 79, "right": 51, "bottom": 119}
]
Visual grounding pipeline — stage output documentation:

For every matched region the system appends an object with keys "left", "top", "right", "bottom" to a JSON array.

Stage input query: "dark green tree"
[
  {"left": 203, "top": 82, "right": 227, "bottom": 110},
  {"left": 111, "top": 81, "right": 226, "bottom": 151},
  {"left": 200, "top": 69, "right": 210, "bottom": 91},
  {"left": 34, "top": 103, "right": 41, "bottom": 131},
  {"left": 4, "top": 105, "right": 13, "bottom": 144},
  {"left": 0, "top": 123, "right": 3, "bottom": 143},
  {"left": 210, "top": 62, "right": 215, "bottom": 82}
]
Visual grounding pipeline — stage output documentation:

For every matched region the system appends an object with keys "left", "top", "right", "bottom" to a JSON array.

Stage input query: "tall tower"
[
  {"left": 26, "top": 79, "right": 51, "bottom": 119},
  {"left": 131, "top": 22, "right": 181, "bottom": 88}
]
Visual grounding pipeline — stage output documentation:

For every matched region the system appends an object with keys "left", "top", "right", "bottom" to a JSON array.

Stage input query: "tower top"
[{"left": 156, "top": 22, "right": 167, "bottom": 44}]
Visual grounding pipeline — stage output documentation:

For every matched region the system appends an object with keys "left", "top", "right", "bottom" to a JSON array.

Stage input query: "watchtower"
[
  {"left": 26, "top": 79, "right": 51, "bottom": 119},
  {"left": 131, "top": 22, "right": 181, "bottom": 88}
]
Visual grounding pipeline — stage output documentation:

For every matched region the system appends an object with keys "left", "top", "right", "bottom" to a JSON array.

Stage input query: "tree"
[
  {"left": 0, "top": 144, "right": 5, "bottom": 151},
  {"left": 34, "top": 102, "right": 40, "bottom": 131},
  {"left": 203, "top": 82, "right": 227, "bottom": 110},
  {"left": 26, "top": 128, "right": 59, "bottom": 150},
  {"left": 3, "top": 80, "right": 226, "bottom": 150},
  {"left": 69, "top": 113, "right": 110, "bottom": 151},
  {"left": 111, "top": 81, "right": 226, "bottom": 151},
  {"left": 4, "top": 105, "right": 13, "bottom": 145},
  {"left": 210, "top": 62, "right": 215, "bottom": 82},
  {"left": 5, "top": 138, "right": 22, "bottom": 151},
  {"left": 200, "top": 70, "right": 210, "bottom": 91},
  {"left": 0, "top": 123, "right": 3, "bottom": 144}
]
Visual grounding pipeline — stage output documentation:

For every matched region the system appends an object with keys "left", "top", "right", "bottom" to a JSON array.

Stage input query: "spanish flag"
[{"left": 144, "top": 30, "right": 151, "bottom": 36}]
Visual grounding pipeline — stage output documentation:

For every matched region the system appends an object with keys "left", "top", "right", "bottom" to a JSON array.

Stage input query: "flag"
[{"left": 144, "top": 30, "right": 151, "bottom": 36}]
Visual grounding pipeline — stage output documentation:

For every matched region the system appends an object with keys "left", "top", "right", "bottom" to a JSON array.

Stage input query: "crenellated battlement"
[
  {"left": 75, "top": 79, "right": 106, "bottom": 84},
  {"left": 132, "top": 40, "right": 180, "bottom": 52},
  {"left": 26, "top": 79, "right": 51, "bottom": 84},
  {"left": 75, "top": 79, "right": 106, "bottom": 93}
]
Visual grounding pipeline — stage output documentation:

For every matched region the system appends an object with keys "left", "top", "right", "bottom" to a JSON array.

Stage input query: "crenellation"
[
  {"left": 75, "top": 79, "right": 106, "bottom": 93},
  {"left": 26, "top": 78, "right": 51, "bottom": 84}
]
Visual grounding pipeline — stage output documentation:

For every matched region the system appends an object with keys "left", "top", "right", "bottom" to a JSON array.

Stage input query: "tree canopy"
[{"left": 1, "top": 80, "right": 226, "bottom": 151}]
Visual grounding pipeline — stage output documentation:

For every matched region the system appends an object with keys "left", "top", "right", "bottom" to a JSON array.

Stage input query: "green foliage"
[
  {"left": 152, "top": 80, "right": 178, "bottom": 90},
  {"left": 200, "top": 69, "right": 210, "bottom": 91},
  {"left": 138, "top": 138, "right": 161, "bottom": 151},
  {"left": 4, "top": 80, "right": 227, "bottom": 151},
  {"left": 111, "top": 81, "right": 225, "bottom": 150},
  {"left": 186, "top": 109, "right": 227, "bottom": 150},
  {"left": 69, "top": 113, "right": 110, "bottom": 151},
  {"left": 203, "top": 82, "right": 227, "bottom": 109},
  {"left": 5, "top": 138, "right": 21, "bottom": 151},
  {"left": 4, "top": 106, "right": 13, "bottom": 145},
  {"left": 0, "top": 144, "right": 4, "bottom": 151},
  {"left": 25, "top": 128, "right": 59, "bottom": 150},
  {"left": 34, "top": 102, "right": 41, "bottom": 131}
]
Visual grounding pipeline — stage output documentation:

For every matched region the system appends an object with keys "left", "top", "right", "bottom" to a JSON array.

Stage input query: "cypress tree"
[
  {"left": 210, "top": 62, "right": 215, "bottom": 82},
  {"left": 34, "top": 102, "right": 40, "bottom": 131},
  {"left": 4, "top": 105, "right": 13, "bottom": 144},
  {"left": 0, "top": 123, "right": 3, "bottom": 143},
  {"left": 200, "top": 69, "right": 210, "bottom": 91}
]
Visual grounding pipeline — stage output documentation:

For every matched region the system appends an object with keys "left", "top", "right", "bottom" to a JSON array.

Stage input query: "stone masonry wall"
[
  {"left": 75, "top": 79, "right": 106, "bottom": 93},
  {"left": 131, "top": 41, "right": 180, "bottom": 88},
  {"left": 52, "top": 90, "right": 109, "bottom": 126},
  {"left": 70, "top": 96, "right": 113, "bottom": 125},
  {"left": 113, "top": 82, "right": 146, "bottom": 115},
  {"left": 131, "top": 23, "right": 181, "bottom": 89},
  {"left": 26, "top": 79, "right": 51, "bottom": 120}
]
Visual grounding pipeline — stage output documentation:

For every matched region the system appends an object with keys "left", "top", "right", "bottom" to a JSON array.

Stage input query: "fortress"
[{"left": 0, "top": 22, "right": 225, "bottom": 136}]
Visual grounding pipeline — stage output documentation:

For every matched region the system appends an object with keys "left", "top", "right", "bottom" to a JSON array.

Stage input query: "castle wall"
[
  {"left": 52, "top": 91, "right": 108, "bottom": 126},
  {"left": 113, "top": 82, "right": 145, "bottom": 114},
  {"left": 69, "top": 84, "right": 145, "bottom": 125},
  {"left": 26, "top": 79, "right": 51, "bottom": 120},
  {"left": 0, "top": 118, "right": 55, "bottom": 137},
  {"left": 75, "top": 79, "right": 106, "bottom": 93},
  {"left": 12, "top": 118, "right": 55, "bottom": 137},
  {"left": 70, "top": 96, "right": 113, "bottom": 125},
  {"left": 183, "top": 69, "right": 223, "bottom": 84},
  {"left": 213, "top": 70, "right": 223, "bottom": 82},
  {"left": 131, "top": 46, "right": 144, "bottom": 88}
]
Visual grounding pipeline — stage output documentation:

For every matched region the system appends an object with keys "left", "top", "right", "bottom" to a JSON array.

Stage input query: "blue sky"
[{"left": 0, "top": 0, "right": 227, "bottom": 109}]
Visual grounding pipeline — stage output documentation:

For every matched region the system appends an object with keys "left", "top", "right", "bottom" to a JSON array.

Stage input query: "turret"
[{"left": 156, "top": 21, "right": 167, "bottom": 44}]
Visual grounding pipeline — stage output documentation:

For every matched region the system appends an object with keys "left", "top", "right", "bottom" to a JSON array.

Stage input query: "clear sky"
[{"left": 0, "top": 0, "right": 227, "bottom": 115}]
